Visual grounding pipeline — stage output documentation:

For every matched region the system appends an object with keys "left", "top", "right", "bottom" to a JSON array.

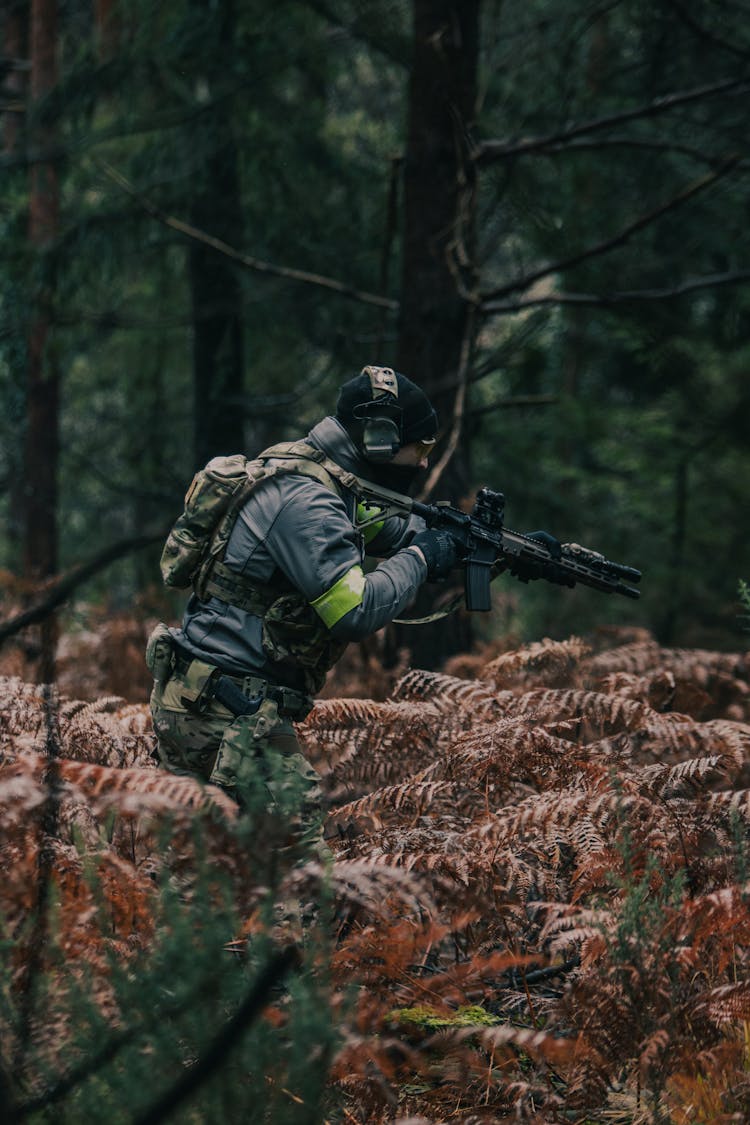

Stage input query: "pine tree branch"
[
  {"left": 132, "top": 945, "right": 300, "bottom": 1125},
  {"left": 12, "top": 972, "right": 241, "bottom": 1120},
  {"left": 0, "top": 55, "right": 32, "bottom": 72},
  {"left": 468, "top": 393, "right": 558, "bottom": 417},
  {"left": 98, "top": 160, "right": 399, "bottom": 312},
  {"left": 0, "top": 532, "right": 164, "bottom": 646},
  {"left": 298, "top": 0, "right": 411, "bottom": 66},
  {"left": 664, "top": 0, "right": 750, "bottom": 63},
  {"left": 531, "top": 136, "right": 744, "bottom": 167},
  {"left": 482, "top": 268, "right": 750, "bottom": 315},
  {"left": 474, "top": 77, "right": 750, "bottom": 163},
  {"left": 0, "top": 75, "right": 265, "bottom": 169},
  {"left": 480, "top": 156, "right": 742, "bottom": 306}
]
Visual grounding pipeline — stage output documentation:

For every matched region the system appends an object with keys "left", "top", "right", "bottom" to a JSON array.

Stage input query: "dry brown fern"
[
  {"left": 4, "top": 624, "right": 750, "bottom": 1125},
  {"left": 391, "top": 667, "right": 514, "bottom": 719},
  {"left": 582, "top": 640, "right": 750, "bottom": 721},
  {"left": 697, "top": 981, "right": 750, "bottom": 1023},
  {"left": 298, "top": 699, "right": 454, "bottom": 812},
  {"left": 0, "top": 676, "right": 158, "bottom": 769},
  {"left": 481, "top": 635, "right": 591, "bottom": 688},
  {"left": 581, "top": 638, "right": 664, "bottom": 678}
]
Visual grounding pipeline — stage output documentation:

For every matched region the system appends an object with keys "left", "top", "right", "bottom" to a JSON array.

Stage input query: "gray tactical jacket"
[{"left": 173, "top": 416, "right": 427, "bottom": 690}]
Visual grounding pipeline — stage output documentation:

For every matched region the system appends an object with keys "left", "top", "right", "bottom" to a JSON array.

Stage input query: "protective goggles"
[{"left": 412, "top": 437, "right": 437, "bottom": 457}]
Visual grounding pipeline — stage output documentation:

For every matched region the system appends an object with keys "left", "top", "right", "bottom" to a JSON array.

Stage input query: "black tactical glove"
[
  {"left": 411, "top": 529, "right": 459, "bottom": 581},
  {"left": 524, "top": 530, "right": 563, "bottom": 560}
]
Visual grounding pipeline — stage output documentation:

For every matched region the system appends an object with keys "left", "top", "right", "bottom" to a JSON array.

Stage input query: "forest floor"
[{"left": 1, "top": 615, "right": 749, "bottom": 1123}]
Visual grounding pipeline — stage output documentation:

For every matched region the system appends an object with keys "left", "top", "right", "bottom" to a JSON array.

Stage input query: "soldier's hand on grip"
[{"left": 411, "top": 529, "right": 459, "bottom": 581}]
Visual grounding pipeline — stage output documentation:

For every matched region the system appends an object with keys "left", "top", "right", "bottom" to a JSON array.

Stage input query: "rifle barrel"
[{"left": 609, "top": 562, "right": 642, "bottom": 583}]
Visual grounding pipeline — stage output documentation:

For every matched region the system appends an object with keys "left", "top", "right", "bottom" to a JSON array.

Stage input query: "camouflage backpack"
[
  {"left": 159, "top": 442, "right": 363, "bottom": 693},
  {"left": 161, "top": 454, "right": 262, "bottom": 592}
]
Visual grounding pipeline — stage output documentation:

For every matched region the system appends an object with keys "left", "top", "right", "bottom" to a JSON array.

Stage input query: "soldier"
[{"left": 146, "top": 367, "right": 458, "bottom": 858}]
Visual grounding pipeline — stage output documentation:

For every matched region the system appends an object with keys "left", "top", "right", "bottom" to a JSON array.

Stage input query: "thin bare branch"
[
  {"left": 482, "top": 268, "right": 750, "bottom": 316},
  {"left": 664, "top": 0, "right": 750, "bottom": 62},
  {"left": 0, "top": 533, "right": 164, "bottom": 646},
  {"left": 419, "top": 305, "right": 476, "bottom": 500},
  {"left": 474, "top": 77, "right": 749, "bottom": 164},
  {"left": 534, "top": 137, "right": 743, "bottom": 167},
  {"left": 469, "top": 393, "right": 558, "bottom": 416},
  {"left": 480, "top": 157, "right": 741, "bottom": 305},
  {"left": 98, "top": 160, "right": 398, "bottom": 312}
]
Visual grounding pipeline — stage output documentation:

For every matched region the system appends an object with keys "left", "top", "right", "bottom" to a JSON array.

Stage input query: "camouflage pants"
[{"left": 149, "top": 658, "right": 324, "bottom": 859}]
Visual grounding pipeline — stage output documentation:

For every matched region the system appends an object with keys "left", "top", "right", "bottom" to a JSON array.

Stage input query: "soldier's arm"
[{"left": 261, "top": 475, "right": 427, "bottom": 641}]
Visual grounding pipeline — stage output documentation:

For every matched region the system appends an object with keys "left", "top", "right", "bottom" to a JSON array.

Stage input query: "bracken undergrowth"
[{"left": 1, "top": 626, "right": 750, "bottom": 1123}]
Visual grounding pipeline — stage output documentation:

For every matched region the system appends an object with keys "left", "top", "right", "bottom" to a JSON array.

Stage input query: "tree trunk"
[
  {"left": 188, "top": 2, "right": 245, "bottom": 469},
  {"left": 25, "top": 0, "right": 60, "bottom": 682},
  {"left": 394, "top": 0, "right": 480, "bottom": 669},
  {"left": 3, "top": 2, "right": 27, "bottom": 155},
  {"left": 3, "top": 5, "right": 28, "bottom": 565},
  {"left": 93, "top": 0, "right": 120, "bottom": 62}
]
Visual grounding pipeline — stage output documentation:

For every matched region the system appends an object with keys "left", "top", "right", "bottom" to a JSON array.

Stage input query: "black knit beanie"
[{"left": 335, "top": 370, "right": 438, "bottom": 445}]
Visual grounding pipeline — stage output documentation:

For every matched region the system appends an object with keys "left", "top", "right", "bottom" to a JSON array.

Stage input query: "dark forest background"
[{"left": 2, "top": 0, "right": 750, "bottom": 679}]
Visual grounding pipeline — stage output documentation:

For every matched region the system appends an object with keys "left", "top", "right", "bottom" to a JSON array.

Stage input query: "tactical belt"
[{"left": 172, "top": 647, "right": 312, "bottom": 720}]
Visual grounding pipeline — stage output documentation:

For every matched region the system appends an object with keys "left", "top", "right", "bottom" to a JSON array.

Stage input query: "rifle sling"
[{"left": 393, "top": 592, "right": 465, "bottom": 626}]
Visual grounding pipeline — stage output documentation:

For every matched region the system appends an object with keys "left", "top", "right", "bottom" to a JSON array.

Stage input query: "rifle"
[{"left": 354, "top": 480, "right": 641, "bottom": 612}]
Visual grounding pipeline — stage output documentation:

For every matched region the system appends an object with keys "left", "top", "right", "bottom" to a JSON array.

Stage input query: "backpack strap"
[
  {"left": 197, "top": 441, "right": 362, "bottom": 609},
  {"left": 258, "top": 440, "right": 363, "bottom": 493}
]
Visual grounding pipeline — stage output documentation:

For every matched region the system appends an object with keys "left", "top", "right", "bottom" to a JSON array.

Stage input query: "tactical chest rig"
[{"left": 160, "top": 441, "right": 366, "bottom": 693}]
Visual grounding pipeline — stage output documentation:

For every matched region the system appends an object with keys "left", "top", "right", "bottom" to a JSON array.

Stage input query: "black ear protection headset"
[{"left": 353, "top": 365, "right": 403, "bottom": 462}]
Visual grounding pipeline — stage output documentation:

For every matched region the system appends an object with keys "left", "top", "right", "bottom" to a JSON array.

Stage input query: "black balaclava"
[{"left": 335, "top": 369, "right": 438, "bottom": 492}]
